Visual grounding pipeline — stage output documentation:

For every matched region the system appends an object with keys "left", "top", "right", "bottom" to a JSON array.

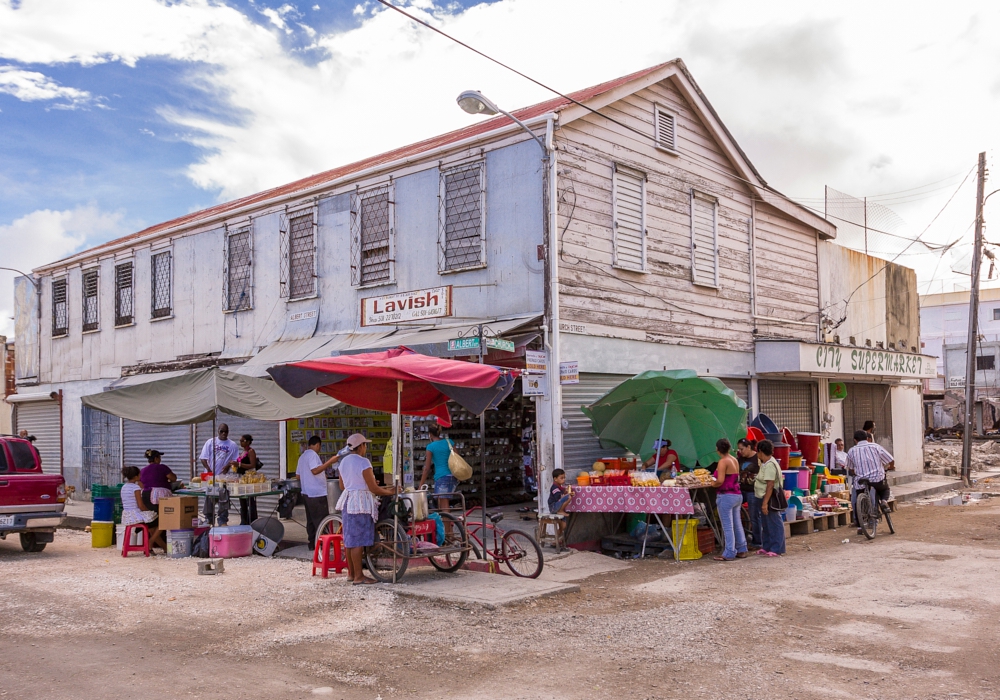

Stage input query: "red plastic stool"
[
  {"left": 312, "top": 534, "right": 347, "bottom": 577},
  {"left": 121, "top": 524, "right": 151, "bottom": 558}
]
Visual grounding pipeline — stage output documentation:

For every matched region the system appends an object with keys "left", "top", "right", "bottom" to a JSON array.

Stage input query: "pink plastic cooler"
[{"left": 208, "top": 525, "right": 254, "bottom": 558}]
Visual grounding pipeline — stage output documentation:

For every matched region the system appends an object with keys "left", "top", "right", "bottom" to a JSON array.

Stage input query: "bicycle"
[
  {"left": 855, "top": 478, "right": 895, "bottom": 540},
  {"left": 464, "top": 506, "right": 544, "bottom": 578}
]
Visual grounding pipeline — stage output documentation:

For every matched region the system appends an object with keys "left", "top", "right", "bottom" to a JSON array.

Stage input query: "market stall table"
[
  {"left": 566, "top": 485, "right": 695, "bottom": 560},
  {"left": 176, "top": 487, "right": 285, "bottom": 526}
]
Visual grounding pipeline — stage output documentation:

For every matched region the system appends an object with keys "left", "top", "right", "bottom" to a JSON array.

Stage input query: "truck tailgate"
[{"left": 0, "top": 474, "right": 66, "bottom": 512}]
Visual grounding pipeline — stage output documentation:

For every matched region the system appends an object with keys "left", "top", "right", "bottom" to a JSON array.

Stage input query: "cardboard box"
[{"left": 159, "top": 496, "right": 199, "bottom": 530}]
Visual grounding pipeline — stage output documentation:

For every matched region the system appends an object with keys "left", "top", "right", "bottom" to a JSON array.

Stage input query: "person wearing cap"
[
  {"left": 297, "top": 435, "right": 342, "bottom": 550},
  {"left": 644, "top": 438, "right": 679, "bottom": 478},
  {"left": 336, "top": 433, "right": 398, "bottom": 585},
  {"left": 199, "top": 423, "right": 240, "bottom": 475},
  {"left": 140, "top": 449, "right": 176, "bottom": 508}
]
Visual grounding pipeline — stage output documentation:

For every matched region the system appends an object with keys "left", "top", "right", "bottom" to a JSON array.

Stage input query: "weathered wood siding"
[{"left": 555, "top": 77, "right": 820, "bottom": 352}]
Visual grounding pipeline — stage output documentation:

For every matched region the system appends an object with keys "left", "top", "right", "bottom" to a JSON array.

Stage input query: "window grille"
[
  {"left": 993, "top": 308, "right": 1000, "bottom": 321},
  {"left": 51, "top": 278, "right": 68, "bottom": 337},
  {"left": 82, "top": 269, "right": 99, "bottom": 332},
  {"left": 978, "top": 355, "right": 995, "bottom": 371},
  {"left": 114, "top": 261, "right": 134, "bottom": 326},
  {"left": 439, "top": 162, "right": 486, "bottom": 272},
  {"left": 690, "top": 190, "right": 719, "bottom": 288},
  {"left": 224, "top": 226, "right": 253, "bottom": 311},
  {"left": 654, "top": 105, "right": 677, "bottom": 152},
  {"left": 289, "top": 212, "right": 316, "bottom": 298},
  {"left": 351, "top": 185, "right": 393, "bottom": 286},
  {"left": 151, "top": 251, "right": 172, "bottom": 318},
  {"left": 612, "top": 164, "right": 646, "bottom": 271}
]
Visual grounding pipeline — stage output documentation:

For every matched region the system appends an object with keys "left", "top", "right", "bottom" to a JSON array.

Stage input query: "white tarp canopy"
[{"left": 81, "top": 367, "right": 340, "bottom": 425}]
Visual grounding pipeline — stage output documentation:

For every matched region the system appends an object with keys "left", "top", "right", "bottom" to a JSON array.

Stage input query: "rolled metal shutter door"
[
  {"left": 757, "top": 380, "right": 818, "bottom": 435},
  {"left": 123, "top": 420, "right": 195, "bottom": 478},
  {"left": 843, "top": 383, "right": 893, "bottom": 454},
  {"left": 197, "top": 413, "right": 282, "bottom": 516},
  {"left": 561, "top": 373, "right": 631, "bottom": 476},
  {"left": 717, "top": 378, "right": 749, "bottom": 408},
  {"left": 13, "top": 400, "right": 61, "bottom": 475}
]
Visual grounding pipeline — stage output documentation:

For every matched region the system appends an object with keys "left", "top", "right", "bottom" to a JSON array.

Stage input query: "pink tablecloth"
[{"left": 567, "top": 485, "right": 694, "bottom": 515}]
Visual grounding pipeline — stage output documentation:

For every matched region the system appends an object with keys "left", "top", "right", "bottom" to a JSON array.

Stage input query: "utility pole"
[{"left": 961, "top": 151, "right": 988, "bottom": 487}]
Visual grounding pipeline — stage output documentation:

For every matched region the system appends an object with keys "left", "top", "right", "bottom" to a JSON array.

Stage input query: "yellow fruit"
[{"left": 593, "top": 461, "right": 606, "bottom": 473}]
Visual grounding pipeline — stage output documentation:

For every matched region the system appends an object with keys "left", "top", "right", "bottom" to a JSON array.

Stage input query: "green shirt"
[{"left": 754, "top": 457, "right": 783, "bottom": 499}]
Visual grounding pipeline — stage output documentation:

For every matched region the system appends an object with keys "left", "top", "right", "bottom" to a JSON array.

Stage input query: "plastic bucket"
[
  {"left": 91, "top": 520, "right": 114, "bottom": 548},
  {"left": 784, "top": 506, "right": 798, "bottom": 522},
  {"left": 788, "top": 452, "right": 802, "bottom": 468},
  {"left": 167, "top": 529, "right": 193, "bottom": 558},
  {"left": 93, "top": 497, "right": 115, "bottom": 522},
  {"left": 772, "top": 443, "right": 790, "bottom": 469},
  {"left": 796, "top": 433, "right": 822, "bottom": 464},
  {"left": 750, "top": 413, "right": 779, "bottom": 435}
]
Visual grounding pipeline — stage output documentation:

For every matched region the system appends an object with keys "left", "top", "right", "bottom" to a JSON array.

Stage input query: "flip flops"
[
  {"left": 713, "top": 556, "right": 735, "bottom": 562},
  {"left": 352, "top": 578, "right": 378, "bottom": 586}
]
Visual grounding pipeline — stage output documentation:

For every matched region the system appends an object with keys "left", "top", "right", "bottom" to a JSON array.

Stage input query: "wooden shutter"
[
  {"left": 612, "top": 165, "right": 646, "bottom": 272},
  {"left": 655, "top": 105, "right": 676, "bottom": 152},
  {"left": 690, "top": 190, "right": 719, "bottom": 288}
]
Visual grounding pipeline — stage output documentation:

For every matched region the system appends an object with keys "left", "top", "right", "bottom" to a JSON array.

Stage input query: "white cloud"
[
  {"left": 0, "top": 65, "right": 93, "bottom": 107},
  {"left": 0, "top": 205, "right": 128, "bottom": 337}
]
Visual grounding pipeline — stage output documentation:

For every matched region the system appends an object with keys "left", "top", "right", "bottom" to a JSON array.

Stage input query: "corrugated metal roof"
[{"left": 42, "top": 63, "right": 673, "bottom": 269}]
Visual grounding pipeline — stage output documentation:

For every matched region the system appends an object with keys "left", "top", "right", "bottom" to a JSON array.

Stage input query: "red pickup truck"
[{"left": 0, "top": 435, "right": 67, "bottom": 552}]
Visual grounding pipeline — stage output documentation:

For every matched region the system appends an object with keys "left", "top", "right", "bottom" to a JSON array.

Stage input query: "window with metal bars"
[
  {"left": 350, "top": 185, "right": 393, "bottom": 286},
  {"left": 439, "top": 162, "right": 486, "bottom": 272},
  {"left": 51, "top": 278, "right": 68, "bottom": 337},
  {"left": 225, "top": 226, "right": 253, "bottom": 311},
  {"left": 151, "top": 251, "right": 172, "bottom": 318},
  {"left": 978, "top": 355, "right": 995, "bottom": 371},
  {"left": 82, "top": 269, "right": 99, "bottom": 331},
  {"left": 114, "top": 261, "right": 134, "bottom": 326},
  {"left": 289, "top": 212, "right": 316, "bottom": 298},
  {"left": 654, "top": 104, "right": 677, "bottom": 152}
]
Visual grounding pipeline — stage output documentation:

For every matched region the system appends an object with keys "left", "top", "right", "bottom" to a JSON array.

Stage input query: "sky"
[{"left": 1, "top": 0, "right": 999, "bottom": 337}]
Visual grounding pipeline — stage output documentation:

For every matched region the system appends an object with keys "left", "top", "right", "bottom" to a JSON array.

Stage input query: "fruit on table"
[{"left": 592, "top": 461, "right": 606, "bottom": 473}]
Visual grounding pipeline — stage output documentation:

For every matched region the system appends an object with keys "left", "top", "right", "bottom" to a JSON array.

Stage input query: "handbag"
[
  {"left": 447, "top": 439, "right": 474, "bottom": 482},
  {"left": 766, "top": 459, "right": 788, "bottom": 511}
]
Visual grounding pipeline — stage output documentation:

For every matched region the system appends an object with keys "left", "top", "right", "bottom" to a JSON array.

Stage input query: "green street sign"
[
  {"left": 485, "top": 337, "right": 515, "bottom": 353},
  {"left": 448, "top": 337, "right": 480, "bottom": 352}
]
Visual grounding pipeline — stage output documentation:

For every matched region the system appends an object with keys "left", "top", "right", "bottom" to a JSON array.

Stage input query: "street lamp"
[{"left": 456, "top": 90, "right": 548, "bottom": 158}]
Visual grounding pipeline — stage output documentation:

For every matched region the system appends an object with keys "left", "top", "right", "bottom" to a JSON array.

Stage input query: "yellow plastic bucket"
[
  {"left": 671, "top": 518, "right": 702, "bottom": 560},
  {"left": 91, "top": 520, "right": 114, "bottom": 548}
]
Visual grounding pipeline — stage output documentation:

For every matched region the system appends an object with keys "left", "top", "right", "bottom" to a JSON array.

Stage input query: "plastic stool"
[
  {"left": 536, "top": 514, "right": 567, "bottom": 552},
  {"left": 312, "top": 534, "right": 347, "bottom": 577},
  {"left": 121, "top": 524, "right": 150, "bottom": 558}
]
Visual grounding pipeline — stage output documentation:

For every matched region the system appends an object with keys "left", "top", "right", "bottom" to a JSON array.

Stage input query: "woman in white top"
[
  {"left": 119, "top": 466, "right": 166, "bottom": 552},
  {"left": 336, "top": 433, "right": 397, "bottom": 585}
]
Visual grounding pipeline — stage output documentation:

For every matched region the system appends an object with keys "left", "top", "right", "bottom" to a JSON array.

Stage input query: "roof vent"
[{"left": 654, "top": 105, "right": 676, "bottom": 152}]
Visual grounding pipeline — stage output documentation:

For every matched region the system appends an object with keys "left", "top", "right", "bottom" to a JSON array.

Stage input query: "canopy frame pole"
[
  {"left": 478, "top": 324, "right": 487, "bottom": 547},
  {"left": 393, "top": 380, "right": 402, "bottom": 584}
]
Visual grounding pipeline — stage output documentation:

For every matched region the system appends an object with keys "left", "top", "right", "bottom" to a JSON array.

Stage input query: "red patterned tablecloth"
[{"left": 566, "top": 485, "right": 694, "bottom": 515}]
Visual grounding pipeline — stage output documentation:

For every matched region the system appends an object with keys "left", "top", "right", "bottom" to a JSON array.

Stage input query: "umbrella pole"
[
  {"left": 393, "top": 380, "right": 402, "bottom": 584},
  {"left": 654, "top": 390, "right": 671, "bottom": 473}
]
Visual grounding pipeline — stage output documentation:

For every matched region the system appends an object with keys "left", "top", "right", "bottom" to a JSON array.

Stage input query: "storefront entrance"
[
  {"left": 758, "top": 380, "right": 819, "bottom": 434},
  {"left": 843, "top": 383, "right": 893, "bottom": 454}
]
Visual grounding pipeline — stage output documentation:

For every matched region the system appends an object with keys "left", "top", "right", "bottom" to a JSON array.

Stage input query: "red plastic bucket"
[
  {"left": 772, "top": 443, "right": 790, "bottom": 469},
  {"left": 796, "top": 433, "right": 822, "bottom": 464}
]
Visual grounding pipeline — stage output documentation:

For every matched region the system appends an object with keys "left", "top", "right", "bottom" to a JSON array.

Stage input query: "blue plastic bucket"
[{"left": 93, "top": 497, "right": 114, "bottom": 522}]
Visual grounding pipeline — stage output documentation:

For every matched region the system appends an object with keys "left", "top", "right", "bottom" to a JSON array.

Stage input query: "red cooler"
[
  {"left": 772, "top": 443, "right": 790, "bottom": 469},
  {"left": 796, "top": 433, "right": 822, "bottom": 464}
]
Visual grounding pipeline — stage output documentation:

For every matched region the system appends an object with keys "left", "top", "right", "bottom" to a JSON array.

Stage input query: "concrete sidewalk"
[{"left": 392, "top": 568, "right": 579, "bottom": 608}]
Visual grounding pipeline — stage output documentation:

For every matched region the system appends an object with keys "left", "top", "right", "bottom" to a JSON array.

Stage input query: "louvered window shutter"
[
  {"left": 655, "top": 106, "right": 676, "bottom": 152},
  {"left": 690, "top": 191, "right": 719, "bottom": 288},
  {"left": 612, "top": 166, "right": 646, "bottom": 272}
]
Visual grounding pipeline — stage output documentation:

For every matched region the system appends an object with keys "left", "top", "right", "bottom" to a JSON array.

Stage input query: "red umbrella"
[{"left": 267, "top": 347, "right": 519, "bottom": 427}]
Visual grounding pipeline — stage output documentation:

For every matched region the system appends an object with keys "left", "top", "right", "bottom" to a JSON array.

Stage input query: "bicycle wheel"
[
  {"left": 317, "top": 514, "right": 343, "bottom": 537},
  {"left": 501, "top": 530, "right": 544, "bottom": 578},
  {"left": 881, "top": 501, "right": 895, "bottom": 535},
  {"left": 366, "top": 520, "right": 410, "bottom": 583},
  {"left": 856, "top": 492, "right": 877, "bottom": 540},
  {"left": 428, "top": 512, "right": 469, "bottom": 573}
]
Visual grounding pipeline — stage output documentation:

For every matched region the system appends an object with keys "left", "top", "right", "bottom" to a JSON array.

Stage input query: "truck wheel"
[{"left": 20, "top": 533, "right": 47, "bottom": 552}]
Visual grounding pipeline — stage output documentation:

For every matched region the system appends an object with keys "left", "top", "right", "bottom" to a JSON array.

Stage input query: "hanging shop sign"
[
  {"left": 559, "top": 361, "right": 580, "bottom": 385},
  {"left": 525, "top": 350, "right": 547, "bottom": 373},
  {"left": 829, "top": 382, "right": 847, "bottom": 402},
  {"left": 522, "top": 374, "right": 546, "bottom": 396},
  {"left": 361, "top": 285, "right": 452, "bottom": 326},
  {"left": 756, "top": 341, "right": 937, "bottom": 379}
]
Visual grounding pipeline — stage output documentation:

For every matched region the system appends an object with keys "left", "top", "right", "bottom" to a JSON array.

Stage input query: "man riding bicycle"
[{"left": 845, "top": 429, "right": 894, "bottom": 531}]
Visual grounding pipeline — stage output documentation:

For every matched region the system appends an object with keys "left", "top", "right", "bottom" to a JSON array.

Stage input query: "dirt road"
[{"left": 2, "top": 500, "right": 999, "bottom": 699}]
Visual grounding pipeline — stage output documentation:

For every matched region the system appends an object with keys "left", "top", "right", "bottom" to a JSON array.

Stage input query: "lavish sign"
[{"left": 361, "top": 286, "right": 452, "bottom": 326}]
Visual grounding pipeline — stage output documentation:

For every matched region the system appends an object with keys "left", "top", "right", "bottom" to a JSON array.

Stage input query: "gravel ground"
[{"left": 2, "top": 499, "right": 1000, "bottom": 699}]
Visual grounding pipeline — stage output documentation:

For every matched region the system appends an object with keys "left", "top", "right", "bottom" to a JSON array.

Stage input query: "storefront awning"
[{"left": 756, "top": 340, "right": 937, "bottom": 380}]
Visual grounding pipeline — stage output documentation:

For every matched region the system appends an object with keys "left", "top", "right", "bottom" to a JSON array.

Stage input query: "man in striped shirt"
[{"left": 846, "top": 429, "right": 894, "bottom": 527}]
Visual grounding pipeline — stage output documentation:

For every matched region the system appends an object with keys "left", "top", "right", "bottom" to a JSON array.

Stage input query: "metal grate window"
[
  {"left": 82, "top": 268, "right": 99, "bottom": 332},
  {"left": 654, "top": 104, "right": 677, "bottom": 152},
  {"left": 351, "top": 185, "right": 393, "bottom": 286},
  {"left": 225, "top": 226, "right": 253, "bottom": 311},
  {"left": 51, "top": 278, "right": 68, "bottom": 337},
  {"left": 289, "top": 212, "right": 316, "bottom": 298},
  {"left": 690, "top": 190, "right": 719, "bottom": 288},
  {"left": 151, "top": 251, "right": 172, "bottom": 318},
  {"left": 439, "top": 162, "right": 486, "bottom": 272},
  {"left": 114, "top": 261, "right": 134, "bottom": 326},
  {"left": 757, "top": 380, "right": 818, "bottom": 435},
  {"left": 612, "top": 164, "right": 646, "bottom": 271},
  {"left": 978, "top": 355, "right": 995, "bottom": 371}
]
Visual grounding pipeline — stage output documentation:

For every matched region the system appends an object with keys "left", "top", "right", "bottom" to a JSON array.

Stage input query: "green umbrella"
[{"left": 581, "top": 370, "right": 747, "bottom": 468}]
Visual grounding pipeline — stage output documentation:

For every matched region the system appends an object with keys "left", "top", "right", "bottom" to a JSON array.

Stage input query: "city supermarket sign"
[{"left": 805, "top": 343, "right": 935, "bottom": 378}]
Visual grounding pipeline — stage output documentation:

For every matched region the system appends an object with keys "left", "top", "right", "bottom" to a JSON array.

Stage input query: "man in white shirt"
[
  {"left": 297, "top": 435, "right": 339, "bottom": 550},
  {"left": 834, "top": 438, "right": 849, "bottom": 470},
  {"left": 199, "top": 424, "right": 241, "bottom": 476}
]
